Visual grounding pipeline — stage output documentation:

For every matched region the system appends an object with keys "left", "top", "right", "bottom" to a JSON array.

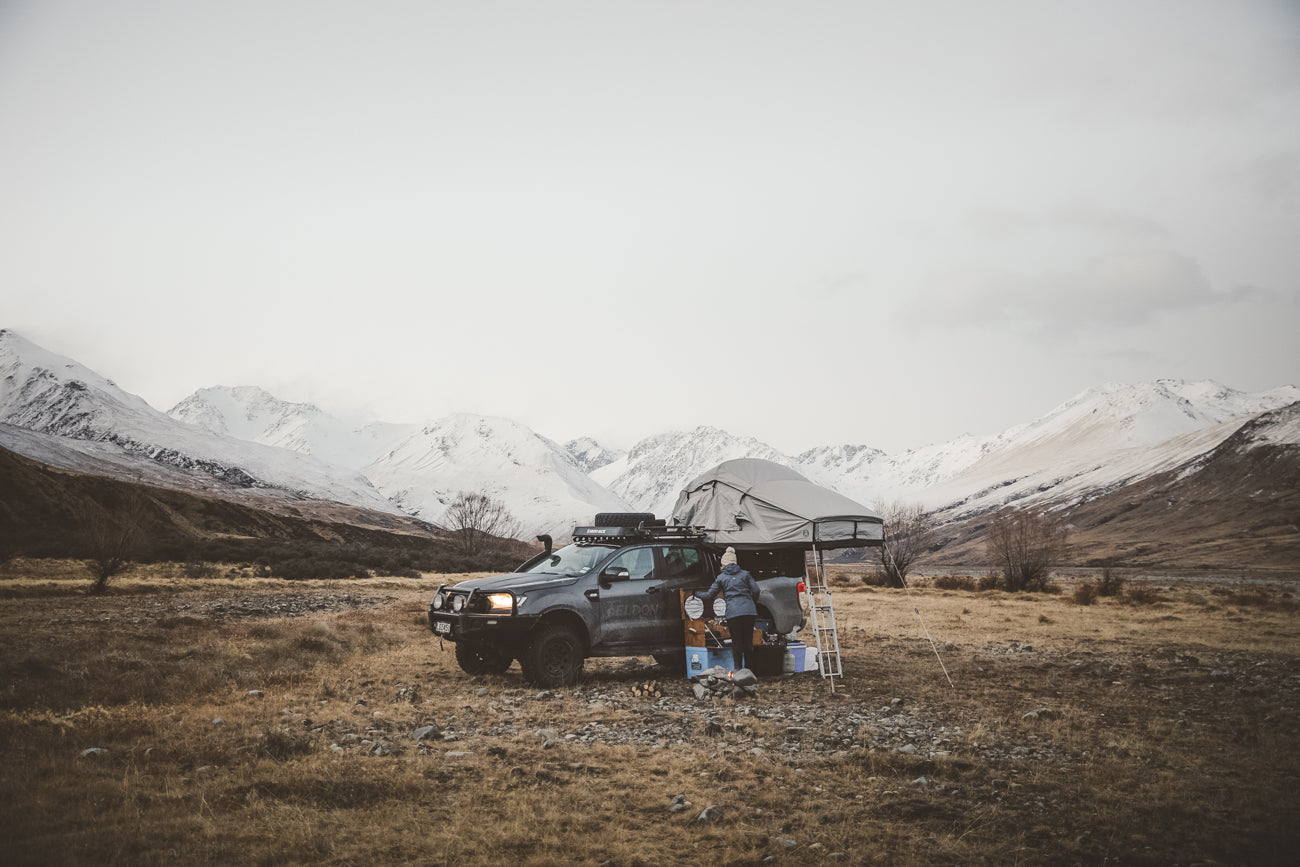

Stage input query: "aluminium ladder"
[{"left": 804, "top": 546, "right": 842, "bottom": 689}]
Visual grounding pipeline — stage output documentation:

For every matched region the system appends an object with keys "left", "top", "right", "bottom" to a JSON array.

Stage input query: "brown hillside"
[
  {"left": 927, "top": 422, "right": 1300, "bottom": 572},
  {"left": 0, "top": 445, "right": 526, "bottom": 573}
]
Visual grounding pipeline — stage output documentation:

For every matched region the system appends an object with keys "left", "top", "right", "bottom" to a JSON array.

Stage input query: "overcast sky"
[{"left": 3, "top": 1, "right": 1298, "bottom": 454}]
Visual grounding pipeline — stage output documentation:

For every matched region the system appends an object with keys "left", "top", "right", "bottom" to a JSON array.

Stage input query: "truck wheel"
[
  {"left": 594, "top": 512, "right": 657, "bottom": 527},
  {"left": 454, "top": 642, "right": 512, "bottom": 676},
  {"left": 520, "top": 624, "right": 585, "bottom": 687}
]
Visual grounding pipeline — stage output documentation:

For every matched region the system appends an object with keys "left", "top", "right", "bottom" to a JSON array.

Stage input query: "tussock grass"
[{"left": 2, "top": 560, "right": 1299, "bottom": 864}]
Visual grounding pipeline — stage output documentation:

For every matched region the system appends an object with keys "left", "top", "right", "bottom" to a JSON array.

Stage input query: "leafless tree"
[
  {"left": 83, "top": 491, "right": 151, "bottom": 594},
  {"left": 985, "top": 508, "right": 1069, "bottom": 592},
  {"left": 875, "top": 500, "right": 937, "bottom": 588},
  {"left": 442, "top": 491, "right": 521, "bottom": 558}
]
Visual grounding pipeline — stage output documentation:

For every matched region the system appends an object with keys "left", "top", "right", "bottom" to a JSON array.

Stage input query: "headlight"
[
  {"left": 451, "top": 595, "right": 466, "bottom": 613},
  {"left": 432, "top": 590, "right": 447, "bottom": 610},
  {"left": 486, "top": 592, "right": 519, "bottom": 614}
]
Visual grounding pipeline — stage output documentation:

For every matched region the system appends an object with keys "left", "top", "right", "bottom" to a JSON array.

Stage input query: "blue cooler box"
[{"left": 686, "top": 645, "right": 734, "bottom": 676}]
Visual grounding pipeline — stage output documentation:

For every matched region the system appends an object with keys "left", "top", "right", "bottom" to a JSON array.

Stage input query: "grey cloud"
[
  {"left": 1225, "top": 284, "right": 1299, "bottom": 305},
  {"left": 1051, "top": 203, "right": 1167, "bottom": 238},
  {"left": 1089, "top": 347, "right": 1156, "bottom": 366},
  {"left": 916, "top": 249, "right": 1218, "bottom": 333},
  {"left": 818, "top": 273, "right": 873, "bottom": 297},
  {"left": 968, "top": 202, "right": 1166, "bottom": 239},
  {"left": 1230, "top": 150, "right": 1300, "bottom": 213}
]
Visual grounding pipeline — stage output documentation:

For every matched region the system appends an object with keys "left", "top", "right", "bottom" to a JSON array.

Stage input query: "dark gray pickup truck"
[{"left": 427, "top": 514, "right": 807, "bottom": 687}]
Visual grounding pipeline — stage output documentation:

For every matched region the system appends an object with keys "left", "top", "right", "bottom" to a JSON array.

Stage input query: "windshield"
[{"left": 521, "top": 544, "right": 616, "bottom": 577}]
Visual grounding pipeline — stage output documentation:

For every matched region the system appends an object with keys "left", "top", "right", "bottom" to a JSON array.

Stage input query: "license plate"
[{"left": 434, "top": 620, "right": 451, "bottom": 635}]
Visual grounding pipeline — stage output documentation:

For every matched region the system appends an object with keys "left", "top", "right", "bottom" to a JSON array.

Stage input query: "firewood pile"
[{"left": 629, "top": 680, "right": 663, "bottom": 698}]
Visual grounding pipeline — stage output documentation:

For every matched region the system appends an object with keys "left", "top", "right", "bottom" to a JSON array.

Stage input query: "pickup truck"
[{"left": 427, "top": 513, "right": 807, "bottom": 687}]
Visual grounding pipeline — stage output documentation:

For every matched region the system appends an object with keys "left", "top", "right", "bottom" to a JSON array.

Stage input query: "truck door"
[{"left": 593, "top": 545, "right": 663, "bottom": 648}]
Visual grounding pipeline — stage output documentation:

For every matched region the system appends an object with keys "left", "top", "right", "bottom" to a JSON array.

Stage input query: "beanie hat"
[{"left": 721, "top": 547, "right": 738, "bottom": 567}]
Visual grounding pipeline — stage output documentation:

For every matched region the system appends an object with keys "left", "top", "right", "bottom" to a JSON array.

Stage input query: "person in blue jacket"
[{"left": 697, "top": 547, "right": 762, "bottom": 673}]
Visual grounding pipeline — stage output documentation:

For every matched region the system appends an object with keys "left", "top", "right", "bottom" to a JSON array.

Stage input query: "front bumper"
[{"left": 427, "top": 608, "right": 540, "bottom": 642}]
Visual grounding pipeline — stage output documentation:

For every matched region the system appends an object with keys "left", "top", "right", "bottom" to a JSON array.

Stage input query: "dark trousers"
[{"left": 727, "top": 615, "right": 757, "bottom": 672}]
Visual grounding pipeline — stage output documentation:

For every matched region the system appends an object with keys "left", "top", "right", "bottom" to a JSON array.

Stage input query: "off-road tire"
[
  {"left": 520, "top": 624, "right": 586, "bottom": 687},
  {"left": 594, "top": 512, "right": 657, "bottom": 528},
  {"left": 454, "top": 642, "right": 512, "bottom": 676}
]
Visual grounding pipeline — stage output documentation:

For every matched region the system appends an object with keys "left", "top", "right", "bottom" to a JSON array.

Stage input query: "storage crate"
[{"left": 685, "top": 645, "right": 734, "bottom": 676}]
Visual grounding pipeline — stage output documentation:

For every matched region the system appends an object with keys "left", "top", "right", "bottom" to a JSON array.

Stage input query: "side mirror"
[
  {"left": 605, "top": 567, "right": 631, "bottom": 581},
  {"left": 599, "top": 566, "right": 631, "bottom": 588}
]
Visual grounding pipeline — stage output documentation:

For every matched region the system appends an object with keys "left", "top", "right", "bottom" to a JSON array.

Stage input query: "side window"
[
  {"left": 607, "top": 547, "right": 656, "bottom": 581},
  {"left": 660, "top": 546, "right": 707, "bottom": 580}
]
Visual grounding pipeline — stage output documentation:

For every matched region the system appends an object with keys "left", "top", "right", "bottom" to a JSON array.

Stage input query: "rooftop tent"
[{"left": 670, "top": 458, "right": 884, "bottom": 550}]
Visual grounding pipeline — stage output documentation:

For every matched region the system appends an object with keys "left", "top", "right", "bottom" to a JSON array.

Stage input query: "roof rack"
[{"left": 573, "top": 523, "right": 707, "bottom": 545}]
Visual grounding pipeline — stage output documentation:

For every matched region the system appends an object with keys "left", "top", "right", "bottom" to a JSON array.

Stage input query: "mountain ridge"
[
  {"left": 3, "top": 329, "right": 1297, "bottom": 568},
  {"left": 0, "top": 330, "right": 396, "bottom": 513}
]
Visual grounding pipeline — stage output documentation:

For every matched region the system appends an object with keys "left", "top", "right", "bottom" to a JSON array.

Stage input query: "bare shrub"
[
  {"left": 874, "top": 501, "right": 937, "bottom": 588},
  {"left": 1123, "top": 585, "right": 1162, "bottom": 605},
  {"left": 442, "top": 491, "right": 521, "bottom": 559},
  {"left": 1212, "top": 589, "right": 1299, "bottom": 612},
  {"left": 82, "top": 491, "right": 151, "bottom": 594},
  {"left": 1097, "top": 567, "right": 1126, "bottom": 597},
  {"left": 931, "top": 574, "right": 980, "bottom": 591},
  {"left": 860, "top": 570, "right": 896, "bottom": 587},
  {"left": 1072, "top": 582, "right": 1099, "bottom": 606},
  {"left": 182, "top": 561, "right": 220, "bottom": 579},
  {"left": 985, "top": 508, "right": 1069, "bottom": 592},
  {"left": 828, "top": 570, "right": 861, "bottom": 587},
  {"left": 273, "top": 556, "right": 371, "bottom": 581}
]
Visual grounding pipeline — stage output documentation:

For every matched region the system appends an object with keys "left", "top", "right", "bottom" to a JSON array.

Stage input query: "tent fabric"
[{"left": 670, "top": 458, "right": 883, "bottom": 550}]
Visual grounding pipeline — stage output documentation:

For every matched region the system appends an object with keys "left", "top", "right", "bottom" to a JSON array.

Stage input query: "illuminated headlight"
[
  {"left": 451, "top": 595, "right": 466, "bottom": 613},
  {"left": 486, "top": 592, "right": 516, "bottom": 614},
  {"left": 432, "top": 590, "right": 447, "bottom": 610}
]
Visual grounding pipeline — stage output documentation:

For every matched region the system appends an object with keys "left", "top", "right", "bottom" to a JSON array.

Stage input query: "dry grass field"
[{"left": 2, "top": 560, "right": 1298, "bottom": 865}]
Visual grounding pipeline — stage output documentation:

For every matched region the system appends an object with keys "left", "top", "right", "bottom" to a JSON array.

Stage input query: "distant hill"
[
  {"left": 926, "top": 400, "right": 1300, "bottom": 570},
  {"left": 0, "top": 443, "right": 527, "bottom": 575}
]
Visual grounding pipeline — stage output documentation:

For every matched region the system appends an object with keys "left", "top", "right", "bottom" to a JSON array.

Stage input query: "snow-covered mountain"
[
  {"left": 921, "top": 379, "right": 1300, "bottom": 521},
  {"left": 360, "top": 414, "right": 630, "bottom": 537},
  {"left": 794, "top": 436, "right": 993, "bottom": 509},
  {"left": 169, "top": 385, "right": 416, "bottom": 469},
  {"left": 590, "top": 381, "right": 1300, "bottom": 530},
  {"left": 564, "top": 437, "right": 625, "bottom": 474},
  {"left": 930, "top": 395, "right": 1300, "bottom": 568},
  {"left": 592, "top": 426, "right": 791, "bottom": 520},
  {"left": 166, "top": 385, "right": 631, "bottom": 537},
  {"left": 0, "top": 330, "right": 397, "bottom": 512},
  {"left": 4, "top": 329, "right": 1297, "bottom": 560},
  {"left": 1235, "top": 398, "right": 1300, "bottom": 448}
]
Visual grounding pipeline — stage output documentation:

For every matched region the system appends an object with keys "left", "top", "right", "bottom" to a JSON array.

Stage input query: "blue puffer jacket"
[{"left": 698, "top": 563, "right": 761, "bottom": 618}]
